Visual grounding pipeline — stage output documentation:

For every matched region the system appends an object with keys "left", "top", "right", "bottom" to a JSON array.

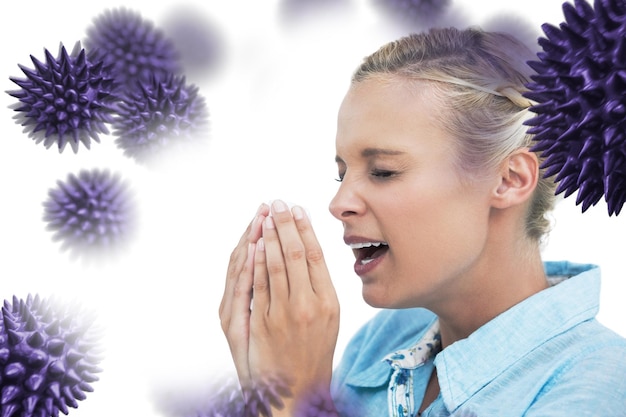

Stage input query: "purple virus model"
[
  {"left": 370, "top": 0, "right": 451, "bottom": 26},
  {"left": 43, "top": 169, "right": 134, "bottom": 256},
  {"left": 524, "top": 0, "right": 626, "bottom": 215},
  {"left": 84, "top": 7, "right": 180, "bottom": 92},
  {"left": 0, "top": 294, "right": 102, "bottom": 417},
  {"left": 112, "top": 73, "right": 208, "bottom": 162},
  {"left": 182, "top": 377, "right": 289, "bottom": 417},
  {"left": 160, "top": 6, "right": 225, "bottom": 81},
  {"left": 6, "top": 42, "right": 117, "bottom": 153}
]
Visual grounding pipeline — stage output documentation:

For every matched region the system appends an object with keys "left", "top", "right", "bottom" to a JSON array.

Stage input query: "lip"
[
  {"left": 353, "top": 252, "right": 386, "bottom": 276},
  {"left": 343, "top": 235, "right": 387, "bottom": 246},
  {"left": 343, "top": 235, "right": 388, "bottom": 277}
]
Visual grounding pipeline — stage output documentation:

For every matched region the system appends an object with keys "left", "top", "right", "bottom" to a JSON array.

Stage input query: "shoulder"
[{"left": 527, "top": 319, "right": 626, "bottom": 415}]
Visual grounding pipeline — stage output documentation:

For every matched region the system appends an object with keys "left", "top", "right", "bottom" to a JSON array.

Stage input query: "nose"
[{"left": 328, "top": 178, "right": 364, "bottom": 221}]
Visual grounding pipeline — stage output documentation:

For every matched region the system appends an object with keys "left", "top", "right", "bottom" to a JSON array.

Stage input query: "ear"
[{"left": 491, "top": 148, "right": 539, "bottom": 209}]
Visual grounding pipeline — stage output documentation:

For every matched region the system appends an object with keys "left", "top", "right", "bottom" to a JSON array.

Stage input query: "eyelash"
[
  {"left": 370, "top": 169, "right": 397, "bottom": 179},
  {"left": 335, "top": 169, "right": 397, "bottom": 182}
]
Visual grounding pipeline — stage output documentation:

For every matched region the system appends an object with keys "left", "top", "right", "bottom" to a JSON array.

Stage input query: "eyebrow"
[
  {"left": 335, "top": 147, "right": 407, "bottom": 163},
  {"left": 361, "top": 148, "right": 407, "bottom": 158}
]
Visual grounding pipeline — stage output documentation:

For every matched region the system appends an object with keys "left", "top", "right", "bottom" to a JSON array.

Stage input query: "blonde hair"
[{"left": 352, "top": 27, "right": 556, "bottom": 242}]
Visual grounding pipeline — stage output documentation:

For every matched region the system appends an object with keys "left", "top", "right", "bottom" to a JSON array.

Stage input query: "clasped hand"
[{"left": 219, "top": 200, "right": 340, "bottom": 416}]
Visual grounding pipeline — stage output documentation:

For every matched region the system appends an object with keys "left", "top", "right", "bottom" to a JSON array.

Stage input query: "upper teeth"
[{"left": 349, "top": 242, "right": 388, "bottom": 249}]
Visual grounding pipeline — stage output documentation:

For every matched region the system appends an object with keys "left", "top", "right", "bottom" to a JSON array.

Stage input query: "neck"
[{"left": 429, "top": 236, "right": 548, "bottom": 349}]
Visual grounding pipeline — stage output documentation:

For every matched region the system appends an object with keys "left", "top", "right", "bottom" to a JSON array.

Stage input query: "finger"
[
  {"left": 219, "top": 214, "right": 260, "bottom": 320},
  {"left": 219, "top": 204, "right": 268, "bottom": 319},
  {"left": 269, "top": 200, "right": 314, "bottom": 296},
  {"left": 262, "top": 215, "right": 291, "bottom": 302},
  {"left": 227, "top": 242, "right": 256, "bottom": 383},
  {"left": 291, "top": 205, "right": 335, "bottom": 296},
  {"left": 251, "top": 237, "right": 270, "bottom": 316}
]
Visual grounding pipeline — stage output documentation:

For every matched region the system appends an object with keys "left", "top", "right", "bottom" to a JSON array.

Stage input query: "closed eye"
[{"left": 370, "top": 169, "right": 397, "bottom": 179}]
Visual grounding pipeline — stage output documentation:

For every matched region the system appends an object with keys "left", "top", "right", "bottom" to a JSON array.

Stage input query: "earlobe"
[{"left": 491, "top": 149, "right": 539, "bottom": 209}]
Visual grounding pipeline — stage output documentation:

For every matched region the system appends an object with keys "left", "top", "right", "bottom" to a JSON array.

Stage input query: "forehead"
[{"left": 335, "top": 77, "right": 451, "bottom": 156}]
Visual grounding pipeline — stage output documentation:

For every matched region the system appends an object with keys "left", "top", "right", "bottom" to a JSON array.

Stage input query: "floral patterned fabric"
[{"left": 384, "top": 320, "right": 441, "bottom": 417}]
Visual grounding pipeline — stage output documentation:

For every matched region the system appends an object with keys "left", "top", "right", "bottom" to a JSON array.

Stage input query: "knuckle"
[
  {"left": 228, "top": 247, "right": 240, "bottom": 265},
  {"left": 306, "top": 247, "right": 325, "bottom": 265},
  {"left": 227, "top": 254, "right": 242, "bottom": 279},
  {"left": 292, "top": 305, "right": 317, "bottom": 323},
  {"left": 241, "top": 259, "right": 253, "bottom": 275},
  {"left": 233, "top": 282, "right": 250, "bottom": 298},
  {"left": 253, "top": 279, "right": 269, "bottom": 293},
  {"left": 285, "top": 244, "right": 306, "bottom": 262},
  {"left": 267, "top": 261, "right": 286, "bottom": 275}
]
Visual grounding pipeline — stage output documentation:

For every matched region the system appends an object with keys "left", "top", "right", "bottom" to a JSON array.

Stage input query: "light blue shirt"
[{"left": 331, "top": 261, "right": 626, "bottom": 417}]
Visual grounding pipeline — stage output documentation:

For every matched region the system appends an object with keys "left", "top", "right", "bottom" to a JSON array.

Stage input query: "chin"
[
  {"left": 362, "top": 286, "right": 396, "bottom": 309},
  {"left": 362, "top": 285, "right": 423, "bottom": 310}
]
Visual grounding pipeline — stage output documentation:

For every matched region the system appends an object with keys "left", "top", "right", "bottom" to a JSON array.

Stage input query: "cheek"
[{"left": 391, "top": 195, "right": 490, "bottom": 279}]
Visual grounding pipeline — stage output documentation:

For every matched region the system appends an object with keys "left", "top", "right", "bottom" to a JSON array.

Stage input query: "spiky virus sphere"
[
  {"left": 186, "top": 377, "right": 289, "bottom": 417},
  {"left": 85, "top": 7, "right": 180, "bottom": 92},
  {"left": 43, "top": 169, "right": 134, "bottom": 256},
  {"left": 112, "top": 73, "right": 208, "bottom": 162},
  {"left": 0, "top": 294, "right": 102, "bottom": 417},
  {"left": 6, "top": 42, "right": 117, "bottom": 153},
  {"left": 370, "top": 0, "right": 451, "bottom": 26},
  {"left": 524, "top": 0, "right": 626, "bottom": 215}
]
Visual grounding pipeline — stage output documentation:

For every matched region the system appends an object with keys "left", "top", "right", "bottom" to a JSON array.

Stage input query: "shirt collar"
[
  {"left": 383, "top": 320, "right": 441, "bottom": 369},
  {"left": 344, "top": 315, "right": 439, "bottom": 388},
  {"left": 435, "top": 261, "right": 600, "bottom": 411}
]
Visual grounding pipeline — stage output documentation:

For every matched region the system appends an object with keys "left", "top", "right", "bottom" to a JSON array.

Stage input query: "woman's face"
[{"left": 329, "top": 77, "right": 499, "bottom": 309}]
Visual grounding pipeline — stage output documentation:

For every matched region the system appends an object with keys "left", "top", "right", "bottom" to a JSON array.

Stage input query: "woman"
[{"left": 220, "top": 27, "right": 626, "bottom": 417}]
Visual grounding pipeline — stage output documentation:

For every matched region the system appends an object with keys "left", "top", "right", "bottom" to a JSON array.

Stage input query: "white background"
[{"left": 1, "top": 1, "right": 624, "bottom": 416}]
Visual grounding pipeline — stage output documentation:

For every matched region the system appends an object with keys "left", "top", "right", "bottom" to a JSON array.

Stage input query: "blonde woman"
[{"left": 220, "top": 27, "right": 626, "bottom": 417}]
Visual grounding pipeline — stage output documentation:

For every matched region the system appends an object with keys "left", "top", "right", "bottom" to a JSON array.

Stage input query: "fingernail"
[
  {"left": 272, "top": 199, "right": 288, "bottom": 213},
  {"left": 264, "top": 216, "right": 275, "bottom": 229},
  {"left": 256, "top": 203, "right": 267, "bottom": 215},
  {"left": 292, "top": 206, "right": 305, "bottom": 220}
]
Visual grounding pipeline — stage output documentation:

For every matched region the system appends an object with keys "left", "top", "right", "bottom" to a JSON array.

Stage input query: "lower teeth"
[{"left": 361, "top": 258, "right": 374, "bottom": 265}]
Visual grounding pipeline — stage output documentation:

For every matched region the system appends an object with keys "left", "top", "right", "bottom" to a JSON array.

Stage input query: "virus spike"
[
  {"left": 0, "top": 403, "right": 19, "bottom": 417},
  {"left": 1, "top": 386, "right": 22, "bottom": 405}
]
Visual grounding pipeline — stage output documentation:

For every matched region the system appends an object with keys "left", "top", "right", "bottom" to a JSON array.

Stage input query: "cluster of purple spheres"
[
  {"left": 7, "top": 6, "right": 209, "bottom": 160},
  {"left": 5, "top": 6, "right": 214, "bottom": 258},
  {"left": 524, "top": 0, "right": 626, "bottom": 215},
  {"left": 0, "top": 294, "right": 102, "bottom": 417}
]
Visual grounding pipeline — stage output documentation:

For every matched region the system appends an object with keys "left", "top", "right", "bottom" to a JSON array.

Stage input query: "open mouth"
[{"left": 350, "top": 242, "right": 389, "bottom": 265}]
